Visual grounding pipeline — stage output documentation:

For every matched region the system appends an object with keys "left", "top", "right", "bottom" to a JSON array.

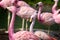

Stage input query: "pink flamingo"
[
  {"left": 34, "top": 2, "right": 57, "bottom": 40},
  {"left": 16, "top": 1, "right": 30, "bottom": 30},
  {"left": 36, "top": 2, "right": 55, "bottom": 26},
  {"left": 0, "top": 0, "right": 30, "bottom": 30},
  {"left": 52, "top": 0, "right": 60, "bottom": 24},
  {"left": 6, "top": 0, "right": 37, "bottom": 31},
  {"left": 36, "top": 2, "right": 55, "bottom": 34},
  {"left": 8, "top": 6, "right": 39, "bottom": 40}
]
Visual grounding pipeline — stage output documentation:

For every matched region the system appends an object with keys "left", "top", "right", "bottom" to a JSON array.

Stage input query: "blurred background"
[{"left": 0, "top": 0, "right": 60, "bottom": 40}]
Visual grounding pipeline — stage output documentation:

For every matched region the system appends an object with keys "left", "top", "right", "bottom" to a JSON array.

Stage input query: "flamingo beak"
[
  {"left": 6, "top": 7, "right": 10, "bottom": 10},
  {"left": 29, "top": 18, "right": 32, "bottom": 22}
]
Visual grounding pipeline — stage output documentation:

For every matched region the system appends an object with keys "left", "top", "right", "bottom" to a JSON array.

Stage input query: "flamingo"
[
  {"left": 34, "top": 2, "right": 57, "bottom": 40},
  {"left": 52, "top": 0, "right": 60, "bottom": 24},
  {"left": 0, "top": 0, "right": 30, "bottom": 30},
  {"left": 6, "top": 0, "right": 37, "bottom": 32},
  {"left": 17, "top": 1, "right": 30, "bottom": 30},
  {"left": 8, "top": 6, "right": 39, "bottom": 40},
  {"left": 16, "top": 6, "right": 37, "bottom": 31},
  {"left": 36, "top": 2, "right": 55, "bottom": 34}
]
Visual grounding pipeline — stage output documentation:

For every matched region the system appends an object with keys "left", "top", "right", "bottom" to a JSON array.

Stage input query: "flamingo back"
[
  {"left": 41, "top": 12, "right": 55, "bottom": 26},
  {"left": 17, "top": 1, "right": 30, "bottom": 7},
  {"left": 13, "top": 31, "right": 39, "bottom": 40},
  {"left": 16, "top": 6, "right": 37, "bottom": 19}
]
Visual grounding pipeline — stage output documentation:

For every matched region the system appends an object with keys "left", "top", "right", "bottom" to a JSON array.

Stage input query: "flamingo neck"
[
  {"left": 38, "top": 7, "right": 42, "bottom": 22},
  {"left": 29, "top": 12, "right": 37, "bottom": 32},
  {"left": 8, "top": 12, "right": 16, "bottom": 40},
  {"left": 52, "top": 1, "right": 58, "bottom": 14},
  {"left": 0, "top": 2, "right": 3, "bottom": 7},
  {"left": 29, "top": 20, "right": 35, "bottom": 32}
]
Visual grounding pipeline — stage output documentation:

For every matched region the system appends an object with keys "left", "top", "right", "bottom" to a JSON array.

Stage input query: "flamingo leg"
[
  {"left": 8, "top": 12, "right": 10, "bottom": 27},
  {"left": 26, "top": 19, "right": 28, "bottom": 31},
  {"left": 21, "top": 18, "right": 25, "bottom": 30},
  {"left": 48, "top": 26, "right": 50, "bottom": 35}
]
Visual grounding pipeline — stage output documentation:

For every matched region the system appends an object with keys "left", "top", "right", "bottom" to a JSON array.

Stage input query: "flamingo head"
[
  {"left": 36, "top": 2, "right": 43, "bottom": 7},
  {"left": 54, "top": 0, "right": 59, "bottom": 2},
  {"left": 7, "top": 6, "right": 16, "bottom": 13}
]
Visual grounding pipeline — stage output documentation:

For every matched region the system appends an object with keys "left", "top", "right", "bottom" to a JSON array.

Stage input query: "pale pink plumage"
[
  {"left": 40, "top": 12, "right": 54, "bottom": 26},
  {"left": 7, "top": 2, "right": 39, "bottom": 40},
  {"left": 17, "top": 1, "right": 30, "bottom": 7},
  {"left": 52, "top": 0, "right": 60, "bottom": 24},
  {"left": 34, "top": 31, "right": 57, "bottom": 40},
  {"left": 13, "top": 31, "right": 39, "bottom": 40},
  {"left": 8, "top": 6, "right": 39, "bottom": 40},
  {"left": 16, "top": 6, "right": 37, "bottom": 19},
  {"left": 35, "top": 2, "right": 57, "bottom": 40},
  {"left": 0, "top": 0, "right": 15, "bottom": 9},
  {"left": 37, "top": 2, "right": 55, "bottom": 26},
  {"left": 7, "top": 1, "right": 37, "bottom": 31},
  {"left": 14, "top": 1, "right": 37, "bottom": 20}
]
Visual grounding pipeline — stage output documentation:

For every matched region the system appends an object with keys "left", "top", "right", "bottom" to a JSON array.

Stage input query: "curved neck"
[
  {"left": 8, "top": 12, "right": 16, "bottom": 40},
  {"left": 54, "top": 9, "right": 60, "bottom": 16},
  {"left": 52, "top": 1, "right": 58, "bottom": 13},
  {"left": 29, "top": 12, "right": 37, "bottom": 32},
  {"left": 29, "top": 20, "right": 35, "bottom": 32},
  {"left": 37, "top": 7, "right": 42, "bottom": 21}
]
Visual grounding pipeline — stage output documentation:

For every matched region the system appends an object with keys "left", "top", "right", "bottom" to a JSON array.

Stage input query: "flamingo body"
[
  {"left": 53, "top": 13, "right": 60, "bottom": 24},
  {"left": 17, "top": 1, "right": 30, "bottom": 7},
  {"left": 40, "top": 12, "right": 55, "bottom": 26},
  {"left": 34, "top": 31, "right": 57, "bottom": 40},
  {"left": 36, "top": 2, "right": 55, "bottom": 26},
  {"left": 13, "top": 31, "right": 39, "bottom": 40},
  {"left": 16, "top": 6, "right": 37, "bottom": 19}
]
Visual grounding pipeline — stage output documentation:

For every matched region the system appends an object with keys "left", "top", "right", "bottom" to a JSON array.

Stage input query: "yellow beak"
[{"left": 30, "top": 18, "right": 32, "bottom": 22}]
